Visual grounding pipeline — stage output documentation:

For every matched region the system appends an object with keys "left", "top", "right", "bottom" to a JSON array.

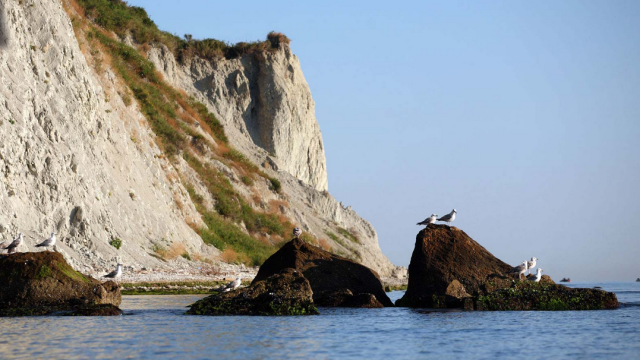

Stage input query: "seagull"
[
  {"left": 508, "top": 261, "right": 529, "bottom": 280},
  {"left": 221, "top": 277, "right": 242, "bottom": 292},
  {"left": 293, "top": 227, "right": 302, "bottom": 239},
  {"left": 527, "top": 268, "right": 543, "bottom": 282},
  {"left": 417, "top": 214, "right": 438, "bottom": 227},
  {"left": 3, "top": 233, "right": 24, "bottom": 254},
  {"left": 35, "top": 232, "right": 57, "bottom": 251},
  {"left": 103, "top": 263, "right": 122, "bottom": 283},
  {"left": 526, "top": 257, "right": 538, "bottom": 275},
  {"left": 437, "top": 209, "right": 457, "bottom": 226}
]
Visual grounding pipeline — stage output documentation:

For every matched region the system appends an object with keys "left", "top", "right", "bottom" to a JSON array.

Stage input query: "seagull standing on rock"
[
  {"left": 528, "top": 268, "right": 543, "bottom": 282},
  {"left": 2, "top": 233, "right": 24, "bottom": 254},
  {"left": 35, "top": 232, "right": 57, "bottom": 252},
  {"left": 103, "top": 263, "right": 122, "bottom": 283},
  {"left": 526, "top": 257, "right": 538, "bottom": 275},
  {"left": 508, "top": 261, "right": 529, "bottom": 280},
  {"left": 293, "top": 227, "right": 302, "bottom": 239},
  {"left": 417, "top": 214, "right": 438, "bottom": 228},
  {"left": 437, "top": 209, "right": 457, "bottom": 227},
  {"left": 221, "top": 277, "right": 242, "bottom": 292}
]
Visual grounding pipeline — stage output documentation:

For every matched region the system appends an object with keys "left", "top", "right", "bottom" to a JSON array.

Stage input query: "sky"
[{"left": 127, "top": 0, "right": 640, "bottom": 281}]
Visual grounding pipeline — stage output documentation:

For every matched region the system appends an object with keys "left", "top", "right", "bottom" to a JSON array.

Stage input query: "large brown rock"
[
  {"left": 397, "top": 224, "right": 619, "bottom": 311},
  {"left": 0, "top": 252, "right": 121, "bottom": 316},
  {"left": 186, "top": 268, "right": 318, "bottom": 315},
  {"left": 396, "top": 224, "right": 512, "bottom": 307},
  {"left": 253, "top": 239, "right": 393, "bottom": 307}
]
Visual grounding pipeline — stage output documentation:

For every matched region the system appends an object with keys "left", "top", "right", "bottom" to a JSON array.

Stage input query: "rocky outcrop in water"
[
  {"left": 396, "top": 224, "right": 618, "bottom": 310},
  {"left": 186, "top": 268, "right": 318, "bottom": 316},
  {"left": 396, "top": 224, "right": 512, "bottom": 308},
  {"left": 0, "top": 252, "right": 121, "bottom": 316},
  {"left": 254, "top": 239, "right": 393, "bottom": 307}
]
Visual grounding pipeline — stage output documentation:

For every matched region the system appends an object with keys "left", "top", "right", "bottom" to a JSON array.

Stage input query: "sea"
[{"left": 0, "top": 282, "right": 638, "bottom": 359}]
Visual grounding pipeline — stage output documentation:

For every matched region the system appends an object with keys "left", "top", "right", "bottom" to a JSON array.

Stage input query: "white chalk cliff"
[{"left": 0, "top": 0, "right": 400, "bottom": 277}]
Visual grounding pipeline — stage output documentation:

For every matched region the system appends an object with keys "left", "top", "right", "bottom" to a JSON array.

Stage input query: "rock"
[
  {"left": 476, "top": 282, "right": 619, "bottom": 311},
  {"left": 0, "top": 252, "right": 121, "bottom": 316},
  {"left": 397, "top": 225, "right": 619, "bottom": 311},
  {"left": 253, "top": 239, "right": 393, "bottom": 307},
  {"left": 342, "top": 293, "right": 385, "bottom": 308},
  {"left": 186, "top": 268, "right": 318, "bottom": 315},
  {"left": 396, "top": 224, "right": 512, "bottom": 307},
  {"left": 65, "top": 304, "right": 123, "bottom": 316}
]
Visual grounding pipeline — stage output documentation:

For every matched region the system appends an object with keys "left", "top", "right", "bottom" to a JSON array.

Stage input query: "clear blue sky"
[{"left": 127, "top": 0, "right": 640, "bottom": 281}]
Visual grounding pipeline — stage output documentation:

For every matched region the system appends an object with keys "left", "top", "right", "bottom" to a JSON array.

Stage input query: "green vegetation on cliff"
[
  {"left": 77, "top": 0, "right": 289, "bottom": 61},
  {"left": 67, "top": 0, "right": 306, "bottom": 266}
]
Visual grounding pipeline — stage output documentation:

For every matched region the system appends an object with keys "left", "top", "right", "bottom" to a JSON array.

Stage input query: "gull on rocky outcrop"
[
  {"left": 508, "top": 261, "right": 529, "bottom": 280},
  {"left": 437, "top": 209, "right": 457, "bottom": 226},
  {"left": 35, "top": 232, "right": 57, "bottom": 251},
  {"left": 103, "top": 263, "right": 122, "bottom": 283},
  {"left": 293, "top": 227, "right": 302, "bottom": 239},
  {"left": 2, "top": 233, "right": 23, "bottom": 254},
  {"left": 527, "top": 268, "right": 543, "bottom": 282},
  {"left": 417, "top": 214, "right": 438, "bottom": 227},
  {"left": 526, "top": 257, "right": 538, "bottom": 275},
  {"left": 221, "top": 277, "right": 242, "bottom": 292}
]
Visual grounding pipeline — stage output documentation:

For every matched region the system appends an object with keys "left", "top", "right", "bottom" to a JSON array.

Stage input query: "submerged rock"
[
  {"left": 396, "top": 224, "right": 618, "bottom": 310},
  {"left": 253, "top": 239, "right": 393, "bottom": 307},
  {"left": 65, "top": 304, "right": 124, "bottom": 316},
  {"left": 186, "top": 269, "right": 319, "bottom": 316},
  {"left": 476, "top": 282, "right": 619, "bottom": 311},
  {"left": 0, "top": 252, "right": 122, "bottom": 316}
]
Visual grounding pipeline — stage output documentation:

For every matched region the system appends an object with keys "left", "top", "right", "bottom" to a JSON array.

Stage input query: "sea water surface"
[{"left": 0, "top": 282, "right": 639, "bottom": 359}]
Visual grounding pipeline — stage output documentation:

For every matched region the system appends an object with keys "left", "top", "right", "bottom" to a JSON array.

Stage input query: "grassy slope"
[{"left": 65, "top": 0, "right": 335, "bottom": 266}]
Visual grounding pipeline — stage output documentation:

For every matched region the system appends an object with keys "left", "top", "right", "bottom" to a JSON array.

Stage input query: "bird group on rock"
[
  {"left": 417, "top": 209, "right": 457, "bottom": 227},
  {"left": 508, "top": 257, "right": 543, "bottom": 282}
]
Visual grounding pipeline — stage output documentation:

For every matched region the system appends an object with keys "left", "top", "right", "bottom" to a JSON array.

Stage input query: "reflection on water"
[{"left": 0, "top": 283, "right": 639, "bottom": 359}]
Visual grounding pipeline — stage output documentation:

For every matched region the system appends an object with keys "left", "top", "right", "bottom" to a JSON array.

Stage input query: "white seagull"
[
  {"left": 103, "top": 263, "right": 123, "bottom": 283},
  {"left": 526, "top": 257, "right": 538, "bottom": 275},
  {"left": 527, "top": 268, "right": 543, "bottom": 282},
  {"left": 437, "top": 209, "right": 457, "bottom": 226},
  {"left": 293, "top": 227, "right": 302, "bottom": 239},
  {"left": 35, "top": 232, "right": 57, "bottom": 251},
  {"left": 508, "top": 261, "right": 529, "bottom": 280},
  {"left": 221, "top": 277, "right": 242, "bottom": 292},
  {"left": 417, "top": 214, "right": 438, "bottom": 227},
  {"left": 3, "top": 233, "right": 24, "bottom": 254}
]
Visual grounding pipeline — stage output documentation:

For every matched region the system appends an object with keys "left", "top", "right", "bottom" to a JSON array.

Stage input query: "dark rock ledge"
[
  {"left": 396, "top": 224, "right": 618, "bottom": 311},
  {"left": 186, "top": 268, "right": 318, "bottom": 316},
  {"left": 0, "top": 252, "right": 122, "bottom": 316}
]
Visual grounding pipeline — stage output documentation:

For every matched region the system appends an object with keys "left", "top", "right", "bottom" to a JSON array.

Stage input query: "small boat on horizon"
[
  {"left": 636, "top": 278, "right": 640, "bottom": 282},
  {"left": 560, "top": 278, "right": 571, "bottom": 283}
]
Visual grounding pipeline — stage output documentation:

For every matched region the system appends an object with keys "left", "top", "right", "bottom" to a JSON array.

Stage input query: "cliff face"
[
  {"left": 0, "top": 0, "right": 398, "bottom": 277},
  {"left": 148, "top": 44, "right": 328, "bottom": 191},
  {"left": 0, "top": 0, "right": 209, "bottom": 274},
  {"left": 148, "top": 45, "right": 397, "bottom": 276}
]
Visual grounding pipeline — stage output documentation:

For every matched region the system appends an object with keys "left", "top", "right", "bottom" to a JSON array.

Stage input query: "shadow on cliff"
[{"left": 0, "top": 5, "right": 8, "bottom": 49}]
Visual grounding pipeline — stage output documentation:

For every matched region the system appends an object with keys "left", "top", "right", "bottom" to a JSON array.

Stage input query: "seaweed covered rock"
[
  {"left": 186, "top": 269, "right": 319, "bottom": 316},
  {"left": 0, "top": 252, "right": 121, "bottom": 316},
  {"left": 396, "top": 225, "right": 619, "bottom": 311},
  {"left": 253, "top": 239, "right": 393, "bottom": 307},
  {"left": 476, "top": 282, "right": 619, "bottom": 310},
  {"left": 396, "top": 224, "right": 512, "bottom": 307}
]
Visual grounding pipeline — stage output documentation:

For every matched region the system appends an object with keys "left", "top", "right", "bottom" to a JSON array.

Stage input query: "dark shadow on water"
[{"left": 0, "top": 3, "right": 8, "bottom": 49}]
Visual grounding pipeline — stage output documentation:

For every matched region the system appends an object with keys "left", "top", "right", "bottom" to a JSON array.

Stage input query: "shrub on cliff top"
[{"left": 267, "top": 31, "right": 290, "bottom": 48}]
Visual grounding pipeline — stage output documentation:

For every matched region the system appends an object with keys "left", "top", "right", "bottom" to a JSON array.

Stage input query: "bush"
[
  {"left": 110, "top": 238, "right": 122, "bottom": 249},
  {"left": 269, "top": 177, "right": 282, "bottom": 193},
  {"left": 267, "top": 31, "right": 290, "bottom": 48}
]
